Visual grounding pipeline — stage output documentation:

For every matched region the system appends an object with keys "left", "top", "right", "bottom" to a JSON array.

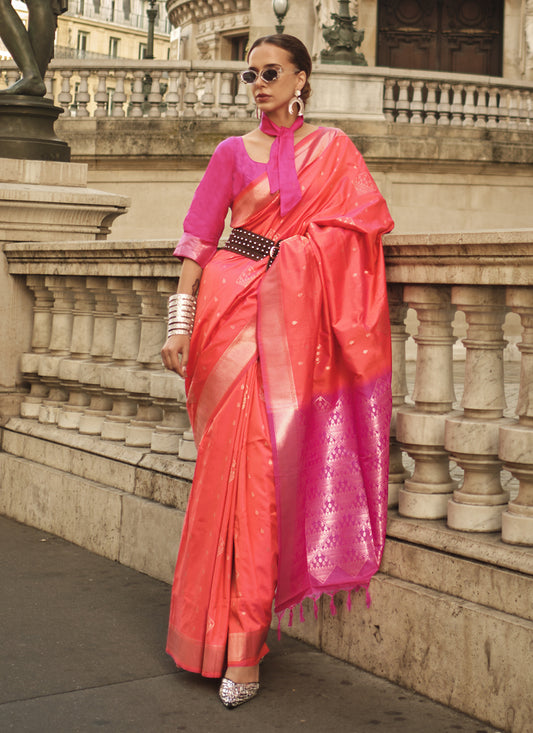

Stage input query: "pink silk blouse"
[{"left": 173, "top": 137, "right": 267, "bottom": 269}]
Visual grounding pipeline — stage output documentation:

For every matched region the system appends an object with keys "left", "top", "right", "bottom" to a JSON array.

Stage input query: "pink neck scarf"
[{"left": 260, "top": 113, "right": 304, "bottom": 216}]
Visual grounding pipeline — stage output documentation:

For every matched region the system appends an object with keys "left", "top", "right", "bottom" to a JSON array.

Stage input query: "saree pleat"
[{"left": 167, "top": 252, "right": 277, "bottom": 678}]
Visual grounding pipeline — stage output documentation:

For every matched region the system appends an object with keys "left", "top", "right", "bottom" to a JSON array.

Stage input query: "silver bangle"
[{"left": 167, "top": 293, "right": 196, "bottom": 338}]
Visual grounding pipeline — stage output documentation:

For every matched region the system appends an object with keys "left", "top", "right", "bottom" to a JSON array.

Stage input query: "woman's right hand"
[{"left": 161, "top": 333, "right": 191, "bottom": 378}]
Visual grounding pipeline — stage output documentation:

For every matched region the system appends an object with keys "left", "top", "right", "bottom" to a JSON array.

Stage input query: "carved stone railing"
[
  {"left": 0, "top": 59, "right": 253, "bottom": 119},
  {"left": 4, "top": 231, "right": 533, "bottom": 547},
  {"left": 385, "top": 230, "right": 533, "bottom": 546},
  {"left": 1, "top": 58, "right": 531, "bottom": 126},
  {"left": 4, "top": 241, "right": 196, "bottom": 463},
  {"left": 383, "top": 68, "right": 533, "bottom": 128}
]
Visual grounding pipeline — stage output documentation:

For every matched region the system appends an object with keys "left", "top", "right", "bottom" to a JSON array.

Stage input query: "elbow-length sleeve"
[{"left": 173, "top": 138, "right": 235, "bottom": 269}]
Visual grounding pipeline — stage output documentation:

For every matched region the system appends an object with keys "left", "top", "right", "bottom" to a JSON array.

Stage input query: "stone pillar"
[
  {"left": 446, "top": 286, "right": 511, "bottom": 532},
  {"left": 124, "top": 278, "right": 166, "bottom": 447},
  {"left": 19, "top": 275, "right": 53, "bottom": 419},
  {"left": 37, "top": 276, "right": 74, "bottom": 425},
  {"left": 396, "top": 286, "right": 458, "bottom": 518},
  {"left": 77, "top": 277, "right": 116, "bottom": 435},
  {"left": 56, "top": 277, "right": 95, "bottom": 429},
  {"left": 150, "top": 279, "right": 190, "bottom": 454},
  {"left": 500, "top": 288, "right": 533, "bottom": 544},
  {"left": 387, "top": 284, "right": 409, "bottom": 507},
  {"left": 99, "top": 278, "right": 141, "bottom": 441}
]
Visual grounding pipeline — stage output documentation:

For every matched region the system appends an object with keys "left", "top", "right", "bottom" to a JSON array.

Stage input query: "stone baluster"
[
  {"left": 437, "top": 82, "right": 451, "bottom": 126},
  {"left": 507, "top": 89, "right": 520, "bottom": 129},
  {"left": 410, "top": 80, "right": 424, "bottom": 124},
  {"left": 20, "top": 276, "right": 53, "bottom": 419},
  {"left": 56, "top": 277, "right": 95, "bottom": 429},
  {"left": 182, "top": 71, "right": 198, "bottom": 118},
  {"left": 387, "top": 284, "right": 410, "bottom": 507},
  {"left": 111, "top": 70, "right": 127, "bottom": 117},
  {"left": 37, "top": 276, "right": 74, "bottom": 424},
  {"left": 218, "top": 71, "right": 234, "bottom": 119},
  {"left": 497, "top": 88, "right": 510, "bottom": 128},
  {"left": 234, "top": 78, "right": 250, "bottom": 118},
  {"left": 78, "top": 278, "right": 116, "bottom": 435},
  {"left": 424, "top": 82, "right": 438, "bottom": 125},
  {"left": 148, "top": 70, "right": 163, "bottom": 117},
  {"left": 124, "top": 278, "right": 165, "bottom": 447},
  {"left": 450, "top": 83, "right": 464, "bottom": 126},
  {"left": 149, "top": 280, "right": 190, "bottom": 454},
  {"left": 462, "top": 84, "right": 476, "bottom": 127},
  {"left": 518, "top": 90, "right": 530, "bottom": 130},
  {"left": 446, "top": 287, "right": 511, "bottom": 532},
  {"left": 474, "top": 87, "right": 489, "bottom": 127},
  {"left": 500, "top": 288, "right": 533, "bottom": 545},
  {"left": 180, "top": 429, "right": 198, "bottom": 461},
  {"left": 129, "top": 70, "right": 145, "bottom": 117},
  {"left": 396, "top": 286, "right": 458, "bottom": 518},
  {"left": 165, "top": 70, "right": 180, "bottom": 117},
  {"left": 44, "top": 70, "right": 55, "bottom": 100},
  {"left": 94, "top": 69, "right": 109, "bottom": 117},
  {"left": 474, "top": 86, "right": 488, "bottom": 128},
  {"left": 395, "top": 79, "right": 410, "bottom": 124},
  {"left": 199, "top": 71, "right": 216, "bottom": 117},
  {"left": 57, "top": 70, "right": 73, "bottom": 117},
  {"left": 150, "top": 371, "right": 190, "bottom": 454},
  {"left": 486, "top": 87, "right": 499, "bottom": 128},
  {"left": 99, "top": 278, "right": 141, "bottom": 441},
  {"left": 383, "top": 79, "right": 396, "bottom": 122},
  {"left": 76, "top": 70, "right": 91, "bottom": 117}
]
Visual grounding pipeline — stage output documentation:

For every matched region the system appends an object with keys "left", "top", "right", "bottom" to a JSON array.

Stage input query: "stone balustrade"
[
  {"left": 385, "top": 230, "right": 533, "bottom": 546},
  {"left": 383, "top": 69, "right": 533, "bottom": 128},
  {"left": 4, "top": 231, "right": 533, "bottom": 547},
  {"left": 5, "top": 240, "right": 195, "bottom": 464},
  {"left": 1, "top": 59, "right": 531, "bottom": 127}
]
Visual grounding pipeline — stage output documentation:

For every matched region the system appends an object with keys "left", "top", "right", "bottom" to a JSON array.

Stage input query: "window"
[
  {"left": 77, "top": 31, "right": 89, "bottom": 58},
  {"left": 138, "top": 42, "right": 147, "bottom": 59},
  {"left": 230, "top": 35, "right": 248, "bottom": 62},
  {"left": 109, "top": 37, "right": 120, "bottom": 58}
]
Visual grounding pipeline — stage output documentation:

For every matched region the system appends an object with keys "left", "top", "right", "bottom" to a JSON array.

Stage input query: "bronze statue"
[{"left": 0, "top": 0, "right": 67, "bottom": 96}]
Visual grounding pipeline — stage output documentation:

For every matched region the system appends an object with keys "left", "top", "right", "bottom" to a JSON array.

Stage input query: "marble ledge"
[
  {"left": 387, "top": 510, "right": 533, "bottom": 576},
  {"left": 384, "top": 228, "right": 533, "bottom": 248},
  {"left": 3, "top": 417, "right": 195, "bottom": 481},
  {"left": 4, "top": 239, "right": 181, "bottom": 277}
]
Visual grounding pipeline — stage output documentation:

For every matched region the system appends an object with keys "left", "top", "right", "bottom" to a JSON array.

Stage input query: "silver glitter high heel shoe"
[{"left": 219, "top": 677, "right": 260, "bottom": 709}]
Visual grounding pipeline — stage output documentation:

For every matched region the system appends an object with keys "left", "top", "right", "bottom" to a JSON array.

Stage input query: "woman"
[{"left": 161, "top": 34, "right": 393, "bottom": 709}]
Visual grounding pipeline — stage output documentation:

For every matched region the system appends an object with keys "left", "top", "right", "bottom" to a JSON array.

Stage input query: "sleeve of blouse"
[{"left": 173, "top": 138, "right": 235, "bottom": 269}]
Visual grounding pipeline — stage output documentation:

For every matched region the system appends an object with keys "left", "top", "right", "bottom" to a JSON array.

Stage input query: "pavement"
[{"left": 0, "top": 515, "right": 500, "bottom": 733}]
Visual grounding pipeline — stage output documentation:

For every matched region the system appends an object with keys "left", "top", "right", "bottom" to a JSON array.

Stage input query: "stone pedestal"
[
  {"left": 0, "top": 158, "right": 129, "bottom": 421},
  {"left": 0, "top": 96, "right": 69, "bottom": 162}
]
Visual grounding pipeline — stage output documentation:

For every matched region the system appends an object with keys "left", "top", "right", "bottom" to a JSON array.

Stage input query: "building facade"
[
  {"left": 56, "top": 0, "right": 171, "bottom": 60},
  {"left": 166, "top": 0, "right": 533, "bottom": 81}
]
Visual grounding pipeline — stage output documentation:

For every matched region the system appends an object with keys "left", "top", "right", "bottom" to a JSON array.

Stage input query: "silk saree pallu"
[{"left": 230, "top": 128, "right": 394, "bottom": 617}]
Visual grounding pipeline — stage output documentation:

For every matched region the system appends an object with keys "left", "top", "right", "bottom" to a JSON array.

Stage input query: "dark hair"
[{"left": 247, "top": 34, "right": 312, "bottom": 104}]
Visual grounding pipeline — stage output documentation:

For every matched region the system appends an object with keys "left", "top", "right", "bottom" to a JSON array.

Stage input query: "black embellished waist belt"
[{"left": 223, "top": 227, "right": 281, "bottom": 269}]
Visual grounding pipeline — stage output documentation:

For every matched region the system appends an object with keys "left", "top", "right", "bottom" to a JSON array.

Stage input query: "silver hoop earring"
[{"left": 288, "top": 90, "right": 304, "bottom": 116}]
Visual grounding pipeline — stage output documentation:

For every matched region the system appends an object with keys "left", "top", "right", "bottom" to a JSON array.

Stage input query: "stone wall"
[{"left": 55, "top": 116, "right": 533, "bottom": 242}]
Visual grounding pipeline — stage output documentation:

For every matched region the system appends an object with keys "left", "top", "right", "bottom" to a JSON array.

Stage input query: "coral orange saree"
[{"left": 167, "top": 127, "right": 393, "bottom": 677}]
